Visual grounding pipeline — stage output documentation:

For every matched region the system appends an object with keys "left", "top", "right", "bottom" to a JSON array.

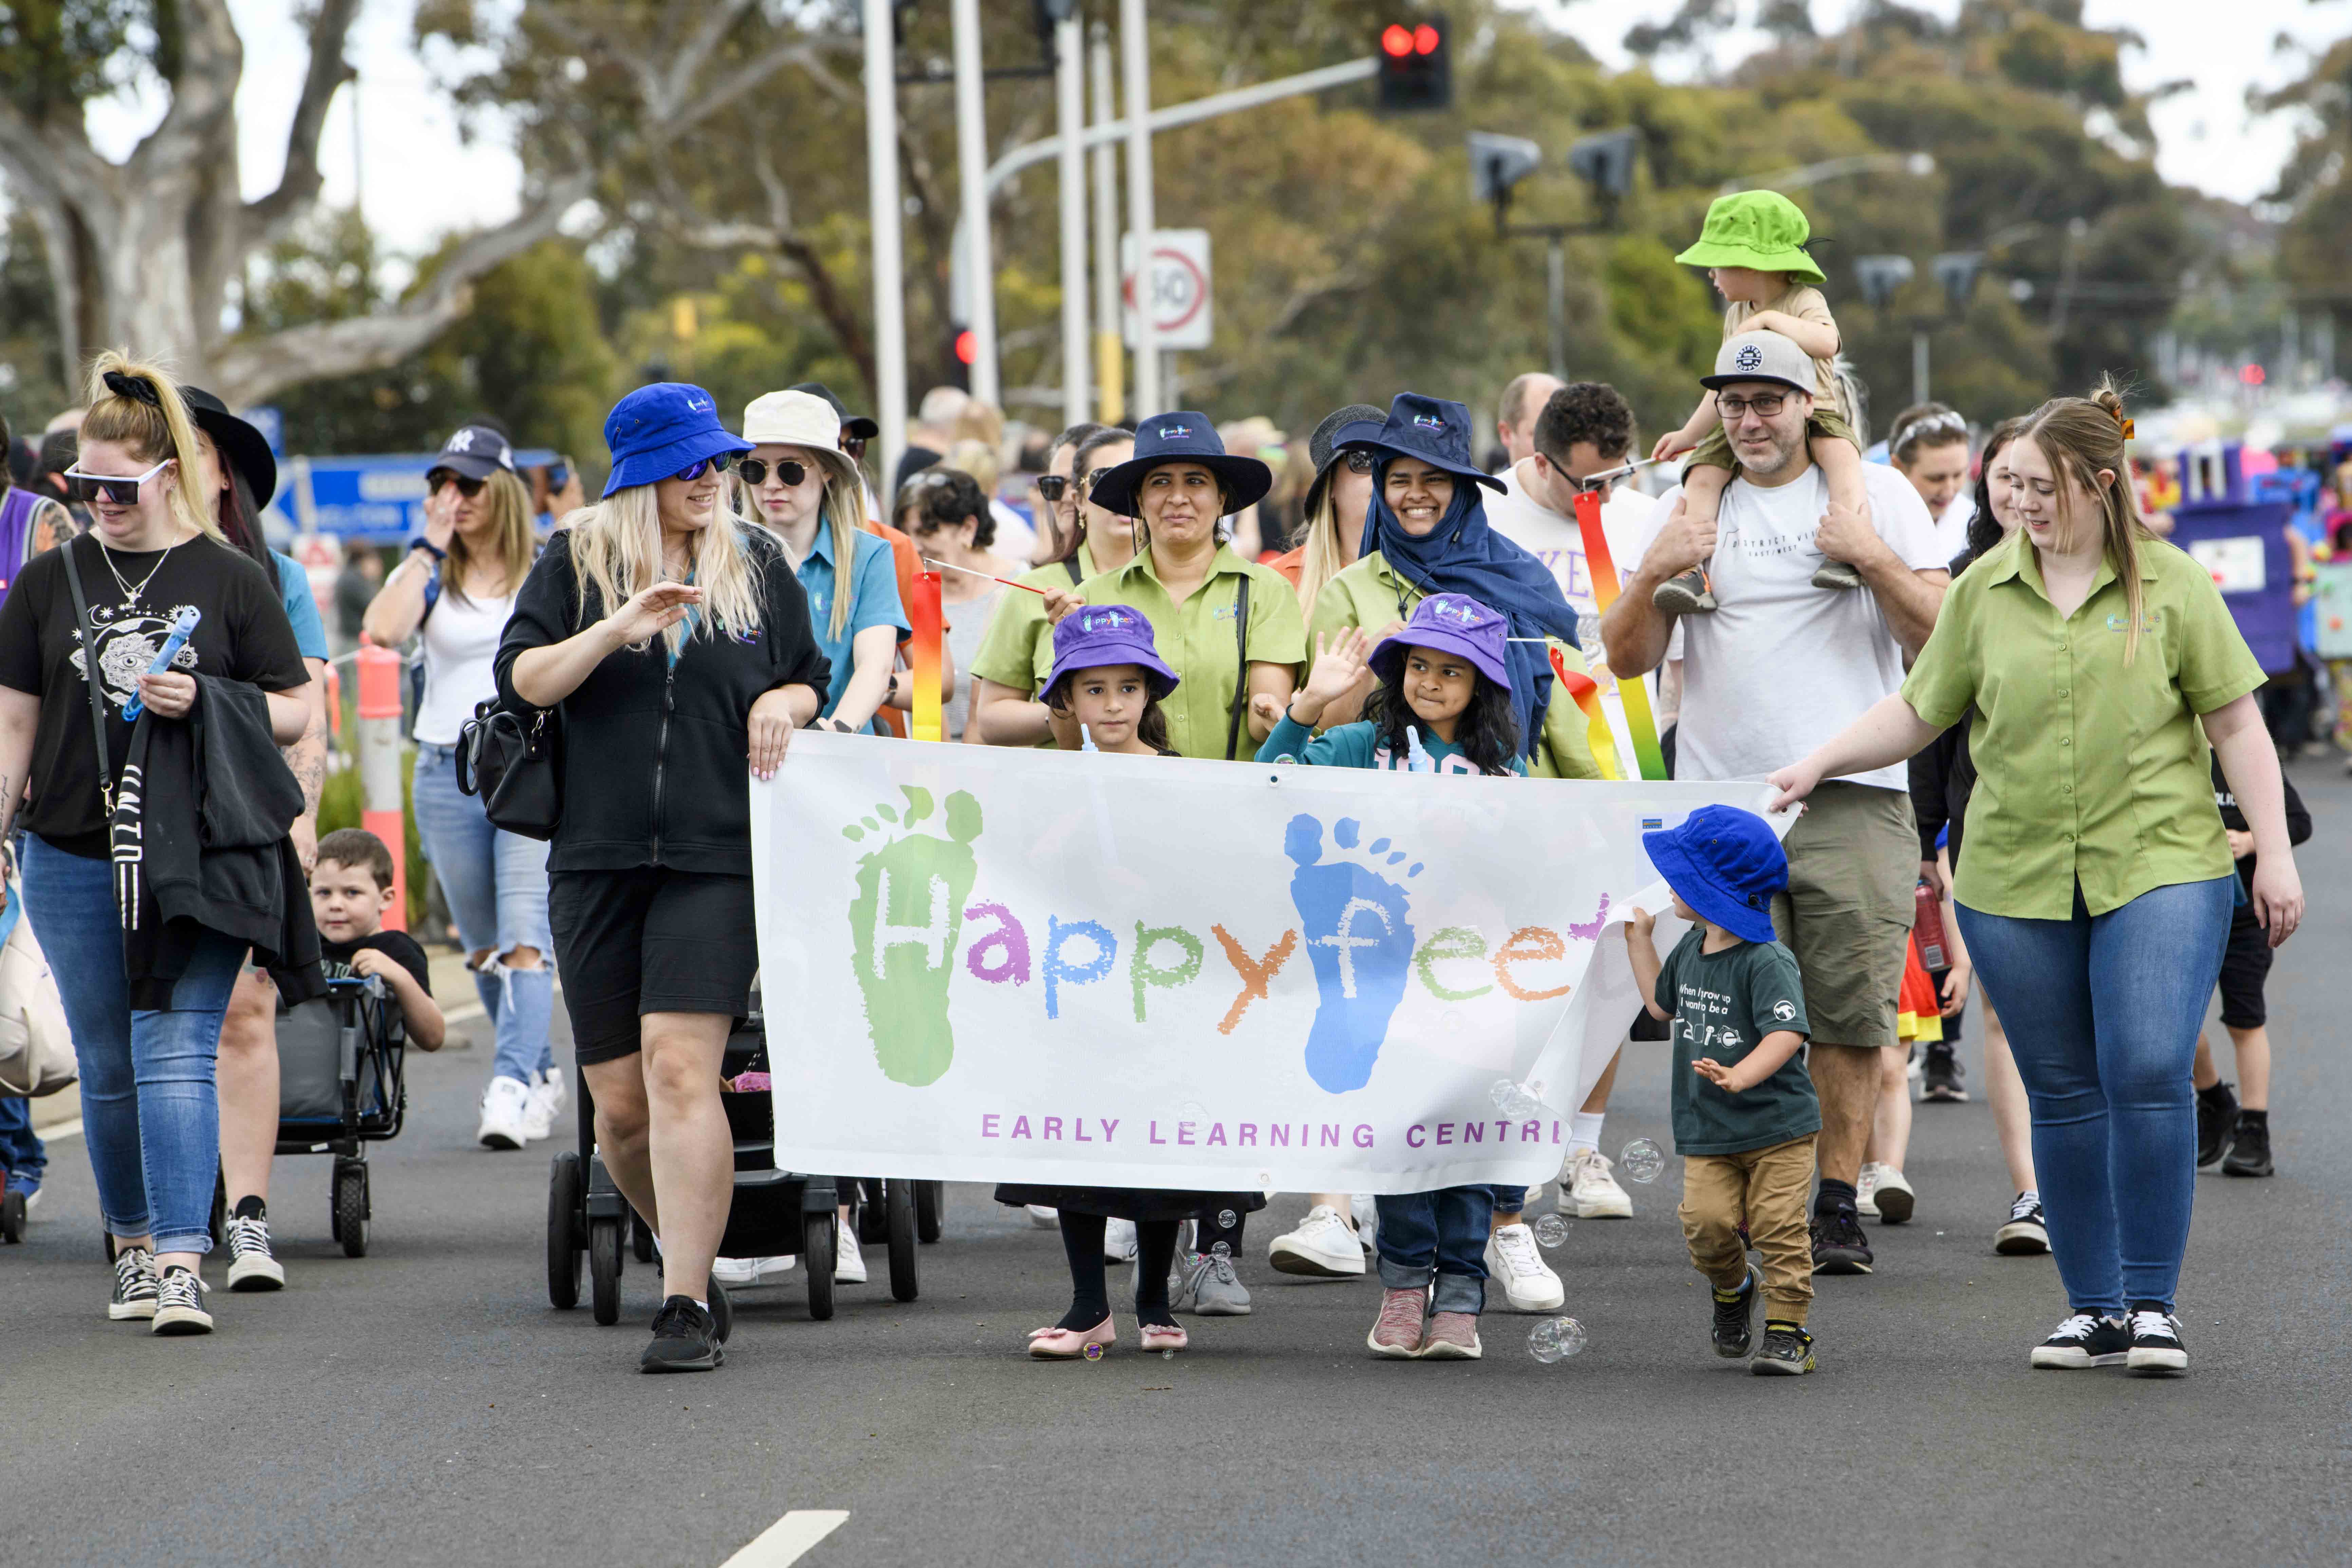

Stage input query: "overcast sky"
[{"left": 62, "top": 0, "right": 2352, "bottom": 259}]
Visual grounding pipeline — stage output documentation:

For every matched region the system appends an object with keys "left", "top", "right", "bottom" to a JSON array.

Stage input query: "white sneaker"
[
  {"left": 1025, "top": 1205, "right": 1059, "bottom": 1228},
  {"left": 1563, "top": 1148, "right": 1633, "bottom": 1219},
  {"left": 711, "top": 1256, "right": 761, "bottom": 1287},
  {"left": 835, "top": 1229, "right": 869, "bottom": 1283},
  {"left": 1856, "top": 1161, "right": 1883, "bottom": 1219},
  {"left": 1104, "top": 1217, "right": 1138, "bottom": 1264},
  {"left": 523, "top": 1067, "right": 566, "bottom": 1142},
  {"left": 1873, "top": 1164, "right": 1916, "bottom": 1224},
  {"left": 753, "top": 1255, "right": 799, "bottom": 1284},
  {"left": 1483, "top": 1222, "right": 1565, "bottom": 1312},
  {"left": 476, "top": 1075, "right": 534, "bottom": 1150},
  {"left": 1351, "top": 1193, "right": 1378, "bottom": 1253},
  {"left": 1267, "top": 1204, "right": 1366, "bottom": 1277}
]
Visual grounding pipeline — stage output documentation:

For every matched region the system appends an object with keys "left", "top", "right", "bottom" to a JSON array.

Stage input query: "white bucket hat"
[{"left": 742, "top": 389, "right": 842, "bottom": 450}]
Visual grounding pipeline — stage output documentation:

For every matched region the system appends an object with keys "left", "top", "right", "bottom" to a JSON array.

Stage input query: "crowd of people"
[{"left": 0, "top": 186, "right": 2310, "bottom": 1380}]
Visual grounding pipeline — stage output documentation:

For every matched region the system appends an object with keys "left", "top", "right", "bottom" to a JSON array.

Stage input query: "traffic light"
[
  {"left": 1468, "top": 131, "right": 1542, "bottom": 209},
  {"left": 1568, "top": 129, "right": 1640, "bottom": 201},
  {"left": 1853, "top": 255, "right": 1916, "bottom": 310},
  {"left": 946, "top": 325, "right": 975, "bottom": 390},
  {"left": 1376, "top": 14, "right": 1450, "bottom": 112},
  {"left": 1932, "top": 251, "right": 1982, "bottom": 315}
]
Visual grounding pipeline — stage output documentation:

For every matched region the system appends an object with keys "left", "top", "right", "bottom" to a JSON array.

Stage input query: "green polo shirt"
[
  {"left": 1033, "top": 543, "right": 1305, "bottom": 760},
  {"left": 1308, "top": 550, "right": 1601, "bottom": 781},
  {"left": 967, "top": 544, "right": 1098, "bottom": 748},
  {"left": 1900, "top": 530, "right": 2265, "bottom": 919}
]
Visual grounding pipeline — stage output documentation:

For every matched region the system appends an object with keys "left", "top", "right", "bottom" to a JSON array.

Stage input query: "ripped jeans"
[{"left": 413, "top": 743, "right": 555, "bottom": 1088}]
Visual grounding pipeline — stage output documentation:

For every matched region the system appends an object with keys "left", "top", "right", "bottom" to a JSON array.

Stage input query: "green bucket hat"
[{"left": 1674, "top": 189, "right": 1826, "bottom": 286}]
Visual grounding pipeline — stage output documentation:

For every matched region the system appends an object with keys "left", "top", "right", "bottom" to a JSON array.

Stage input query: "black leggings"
[{"left": 1056, "top": 1213, "right": 1182, "bottom": 1329}]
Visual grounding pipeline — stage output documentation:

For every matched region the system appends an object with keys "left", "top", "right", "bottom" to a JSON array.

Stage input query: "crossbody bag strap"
[
  {"left": 58, "top": 538, "right": 116, "bottom": 814},
  {"left": 1224, "top": 570, "right": 1252, "bottom": 761}
]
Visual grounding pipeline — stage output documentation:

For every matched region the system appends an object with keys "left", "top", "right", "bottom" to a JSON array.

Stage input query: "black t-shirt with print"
[
  {"left": 1654, "top": 928, "right": 1820, "bottom": 1157},
  {"left": 319, "top": 930, "right": 433, "bottom": 994},
  {"left": 0, "top": 532, "right": 309, "bottom": 857}
]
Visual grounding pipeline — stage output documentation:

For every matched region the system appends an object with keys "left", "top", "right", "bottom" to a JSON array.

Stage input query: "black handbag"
[{"left": 455, "top": 698, "right": 563, "bottom": 841}]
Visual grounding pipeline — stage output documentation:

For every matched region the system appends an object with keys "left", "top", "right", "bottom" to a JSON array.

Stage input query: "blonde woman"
[
  {"left": 0, "top": 353, "right": 312, "bottom": 1335},
  {"left": 735, "top": 390, "right": 907, "bottom": 736},
  {"left": 365, "top": 425, "right": 560, "bottom": 1151},
  {"left": 499, "top": 382, "right": 829, "bottom": 1373}
]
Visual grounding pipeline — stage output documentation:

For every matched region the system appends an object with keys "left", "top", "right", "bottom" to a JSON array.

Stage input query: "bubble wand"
[
  {"left": 123, "top": 606, "right": 200, "bottom": 722},
  {"left": 920, "top": 557, "right": 1048, "bottom": 596}
]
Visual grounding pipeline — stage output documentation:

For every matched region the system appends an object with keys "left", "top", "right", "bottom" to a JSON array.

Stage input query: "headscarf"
[{"left": 1358, "top": 459, "right": 1579, "bottom": 759}]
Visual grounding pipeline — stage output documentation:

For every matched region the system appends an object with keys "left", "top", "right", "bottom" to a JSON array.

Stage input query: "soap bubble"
[
  {"left": 1216, "top": 1209, "right": 1238, "bottom": 1230},
  {"left": 1082, "top": 1342, "right": 1104, "bottom": 1361},
  {"left": 1533, "top": 1213, "right": 1571, "bottom": 1249},
  {"left": 1161, "top": 1348, "right": 1174, "bottom": 1360},
  {"left": 1527, "top": 1316, "right": 1588, "bottom": 1364},
  {"left": 1489, "top": 1079, "right": 1543, "bottom": 1119},
  {"left": 1179, "top": 1100, "right": 1206, "bottom": 1121},
  {"left": 1619, "top": 1138, "right": 1665, "bottom": 1184}
]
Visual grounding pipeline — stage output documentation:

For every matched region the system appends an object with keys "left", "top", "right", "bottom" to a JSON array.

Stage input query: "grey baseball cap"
[{"left": 1699, "top": 330, "right": 1817, "bottom": 395}]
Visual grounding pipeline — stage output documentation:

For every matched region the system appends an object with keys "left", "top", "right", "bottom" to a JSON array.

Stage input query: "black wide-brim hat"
[
  {"left": 1339, "top": 391, "right": 1506, "bottom": 493},
  {"left": 790, "top": 381, "right": 881, "bottom": 441},
  {"left": 1302, "top": 402, "right": 1386, "bottom": 521},
  {"left": 1087, "top": 410, "right": 1273, "bottom": 518},
  {"left": 179, "top": 385, "right": 277, "bottom": 508}
]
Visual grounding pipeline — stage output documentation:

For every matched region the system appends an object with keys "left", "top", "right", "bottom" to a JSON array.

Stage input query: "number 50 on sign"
[{"left": 1122, "top": 229, "right": 1213, "bottom": 351}]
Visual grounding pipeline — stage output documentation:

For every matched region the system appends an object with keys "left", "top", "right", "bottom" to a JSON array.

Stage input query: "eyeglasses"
[
  {"left": 62, "top": 459, "right": 172, "bottom": 506},
  {"left": 1035, "top": 475, "right": 1070, "bottom": 503},
  {"left": 737, "top": 458, "right": 807, "bottom": 488},
  {"left": 1341, "top": 450, "right": 1378, "bottom": 474},
  {"left": 673, "top": 453, "right": 737, "bottom": 483},
  {"left": 430, "top": 471, "right": 486, "bottom": 499},
  {"left": 1716, "top": 392, "right": 1790, "bottom": 420}
]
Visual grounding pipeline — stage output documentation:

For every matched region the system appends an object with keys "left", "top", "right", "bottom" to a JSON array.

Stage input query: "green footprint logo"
[{"left": 843, "top": 786, "right": 983, "bottom": 1086}]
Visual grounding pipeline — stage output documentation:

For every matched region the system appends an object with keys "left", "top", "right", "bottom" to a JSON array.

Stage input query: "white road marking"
[
  {"left": 34, "top": 1117, "right": 81, "bottom": 1141},
  {"left": 720, "top": 1511, "right": 849, "bottom": 1566}
]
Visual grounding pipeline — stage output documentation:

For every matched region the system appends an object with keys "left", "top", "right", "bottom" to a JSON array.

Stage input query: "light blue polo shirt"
[
  {"left": 796, "top": 519, "right": 908, "bottom": 735},
  {"left": 270, "top": 549, "right": 330, "bottom": 662}
]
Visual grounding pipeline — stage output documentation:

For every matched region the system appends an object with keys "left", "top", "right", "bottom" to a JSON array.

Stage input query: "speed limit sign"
[{"left": 1121, "top": 229, "right": 1213, "bottom": 350}]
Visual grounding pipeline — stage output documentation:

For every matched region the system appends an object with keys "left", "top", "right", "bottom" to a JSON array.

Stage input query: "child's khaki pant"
[{"left": 1678, "top": 1133, "right": 1816, "bottom": 1326}]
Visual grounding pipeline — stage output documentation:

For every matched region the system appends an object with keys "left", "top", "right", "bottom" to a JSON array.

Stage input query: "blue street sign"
[{"left": 275, "top": 450, "right": 558, "bottom": 544}]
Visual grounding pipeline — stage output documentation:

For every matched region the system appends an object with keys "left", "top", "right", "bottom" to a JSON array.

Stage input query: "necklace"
[{"left": 96, "top": 533, "right": 184, "bottom": 608}]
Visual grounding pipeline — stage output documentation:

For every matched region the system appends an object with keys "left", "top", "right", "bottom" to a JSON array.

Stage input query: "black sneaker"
[
  {"left": 2125, "top": 1305, "right": 2188, "bottom": 1376},
  {"left": 2030, "top": 1311, "right": 2130, "bottom": 1369},
  {"left": 1810, "top": 1209, "right": 1873, "bottom": 1275},
  {"left": 2196, "top": 1082, "right": 2239, "bottom": 1169},
  {"left": 1994, "top": 1193, "right": 2050, "bottom": 1256},
  {"left": 1750, "top": 1322, "right": 1815, "bottom": 1375},
  {"left": 108, "top": 1244, "right": 160, "bottom": 1321},
  {"left": 1711, "top": 1264, "right": 1760, "bottom": 1358},
  {"left": 224, "top": 1198, "right": 285, "bottom": 1292},
  {"left": 2221, "top": 1114, "right": 2273, "bottom": 1178},
  {"left": 1921, "top": 1043, "right": 1968, "bottom": 1102},
  {"left": 640, "top": 1295, "right": 724, "bottom": 1373},
  {"left": 151, "top": 1265, "right": 214, "bottom": 1336}
]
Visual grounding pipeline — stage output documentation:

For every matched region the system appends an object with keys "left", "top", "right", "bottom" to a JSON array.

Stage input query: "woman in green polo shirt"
[
  {"left": 1037, "top": 412, "right": 1305, "bottom": 764},
  {"left": 1767, "top": 387, "right": 2302, "bottom": 1378}
]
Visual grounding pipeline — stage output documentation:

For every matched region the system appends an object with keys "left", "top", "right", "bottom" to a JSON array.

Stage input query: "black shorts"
[
  {"left": 2216, "top": 899, "right": 2272, "bottom": 1029},
  {"left": 548, "top": 867, "right": 759, "bottom": 1064}
]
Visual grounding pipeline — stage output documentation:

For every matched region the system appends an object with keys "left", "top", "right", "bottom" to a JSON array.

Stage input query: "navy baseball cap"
[
  {"left": 428, "top": 423, "right": 517, "bottom": 484},
  {"left": 1641, "top": 804, "right": 1787, "bottom": 946},
  {"left": 601, "top": 382, "right": 753, "bottom": 499},
  {"left": 1043, "top": 603, "right": 1181, "bottom": 703},
  {"left": 1370, "top": 592, "right": 1512, "bottom": 691}
]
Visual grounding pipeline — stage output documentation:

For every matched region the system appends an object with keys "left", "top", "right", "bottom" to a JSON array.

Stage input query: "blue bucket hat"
[
  {"left": 1641, "top": 804, "right": 1787, "bottom": 946},
  {"left": 601, "top": 382, "right": 754, "bottom": 499},
  {"left": 1043, "top": 603, "right": 1182, "bottom": 704},
  {"left": 1369, "top": 592, "right": 1512, "bottom": 692},
  {"left": 1339, "top": 392, "right": 1506, "bottom": 493},
  {"left": 1085, "top": 411, "right": 1273, "bottom": 518}
]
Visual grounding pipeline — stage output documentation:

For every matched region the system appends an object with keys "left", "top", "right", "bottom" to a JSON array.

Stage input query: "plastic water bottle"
[{"left": 1406, "top": 727, "right": 1434, "bottom": 773}]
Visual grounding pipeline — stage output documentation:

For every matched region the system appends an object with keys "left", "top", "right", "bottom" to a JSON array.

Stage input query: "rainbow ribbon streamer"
[
  {"left": 909, "top": 571, "right": 944, "bottom": 743},
  {"left": 1548, "top": 647, "right": 1624, "bottom": 781},
  {"left": 1572, "top": 490, "right": 1669, "bottom": 780}
]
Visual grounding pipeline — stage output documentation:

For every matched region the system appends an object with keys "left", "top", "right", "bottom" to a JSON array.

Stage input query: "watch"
[{"left": 409, "top": 538, "right": 447, "bottom": 561}]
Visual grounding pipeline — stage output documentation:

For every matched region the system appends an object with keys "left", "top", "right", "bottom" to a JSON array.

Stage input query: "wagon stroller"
[{"left": 273, "top": 974, "right": 409, "bottom": 1257}]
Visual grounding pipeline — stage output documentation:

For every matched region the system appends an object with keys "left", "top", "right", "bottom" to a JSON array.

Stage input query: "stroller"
[{"left": 273, "top": 975, "right": 409, "bottom": 1257}]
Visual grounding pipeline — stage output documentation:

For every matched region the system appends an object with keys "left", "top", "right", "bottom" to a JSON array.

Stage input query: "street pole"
[
  {"left": 1546, "top": 237, "right": 1567, "bottom": 380},
  {"left": 863, "top": 0, "right": 909, "bottom": 486},
  {"left": 1912, "top": 329, "right": 1930, "bottom": 408},
  {"left": 1089, "top": 25, "right": 1123, "bottom": 424},
  {"left": 1120, "top": 0, "right": 1159, "bottom": 419},
  {"left": 950, "top": 0, "right": 1000, "bottom": 407},
  {"left": 1054, "top": 15, "right": 1090, "bottom": 430}
]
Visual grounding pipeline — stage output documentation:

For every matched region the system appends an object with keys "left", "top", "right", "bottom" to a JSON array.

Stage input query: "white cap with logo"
[{"left": 1699, "top": 330, "right": 1817, "bottom": 396}]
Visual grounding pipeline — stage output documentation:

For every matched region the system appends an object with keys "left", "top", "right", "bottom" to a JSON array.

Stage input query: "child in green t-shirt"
[{"left": 1623, "top": 804, "right": 1822, "bottom": 1375}]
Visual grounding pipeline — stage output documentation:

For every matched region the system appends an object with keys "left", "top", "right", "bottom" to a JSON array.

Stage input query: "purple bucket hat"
[
  {"left": 1043, "top": 603, "right": 1182, "bottom": 703},
  {"left": 1369, "top": 593, "right": 1512, "bottom": 691}
]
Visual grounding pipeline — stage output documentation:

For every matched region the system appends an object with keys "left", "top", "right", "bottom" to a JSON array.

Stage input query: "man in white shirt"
[
  {"left": 1603, "top": 331, "right": 1949, "bottom": 1278},
  {"left": 1492, "top": 371, "right": 1563, "bottom": 468}
]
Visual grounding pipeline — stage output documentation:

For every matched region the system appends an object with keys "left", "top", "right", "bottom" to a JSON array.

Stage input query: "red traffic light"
[
  {"left": 1382, "top": 23, "right": 1414, "bottom": 56},
  {"left": 1414, "top": 22, "right": 1440, "bottom": 53},
  {"left": 2240, "top": 362, "right": 2266, "bottom": 386},
  {"left": 954, "top": 329, "right": 977, "bottom": 366}
]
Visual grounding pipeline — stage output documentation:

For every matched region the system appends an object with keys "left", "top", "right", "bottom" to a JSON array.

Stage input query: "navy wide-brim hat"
[
  {"left": 602, "top": 382, "right": 754, "bottom": 499},
  {"left": 1340, "top": 391, "right": 1506, "bottom": 493},
  {"left": 1641, "top": 804, "right": 1787, "bottom": 946},
  {"left": 1043, "top": 603, "right": 1182, "bottom": 702},
  {"left": 1086, "top": 411, "right": 1273, "bottom": 518},
  {"left": 1370, "top": 592, "right": 1512, "bottom": 692},
  {"left": 178, "top": 385, "right": 277, "bottom": 509}
]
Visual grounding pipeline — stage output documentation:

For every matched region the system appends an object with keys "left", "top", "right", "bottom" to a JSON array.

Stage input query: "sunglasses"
[
  {"left": 1341, "top": 450, "right": 1378, "bottom": 474},
  {"left": 841, "top": 436, "right": 869, "bottom": 461},
  {"left": 63, "top": 459, "right": 173, "bottom": 507},
  {"left": 737, "top": 458, "right": 807, "bottom": 488},
  {"left": 430, "top": 471, "right": 486, "bottom": 499},
  {"left": 673, "top": 453, "right": 737, "bottom": 483},
  {"left": 1035, "top": 475, "right": 1070, "bottom": 503}
]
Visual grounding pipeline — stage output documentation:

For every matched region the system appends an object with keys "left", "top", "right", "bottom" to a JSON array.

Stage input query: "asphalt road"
[{"left": 7, "top": 759, "right": 2351, "bottom": 1568}]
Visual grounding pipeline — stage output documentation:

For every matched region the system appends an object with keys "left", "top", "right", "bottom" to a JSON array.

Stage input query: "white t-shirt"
[
  {"left": 1638, "top": 461, "right": 1943, "bottom": 791},
  {"left": 414, "top": 588, "right": 516, "bottom": 746},
  {"left": 1485, "top": 460, "right": 1655, "bottom": 653}
]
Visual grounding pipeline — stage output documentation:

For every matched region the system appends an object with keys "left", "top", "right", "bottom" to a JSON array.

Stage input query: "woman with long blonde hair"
[
  {"left": 366, "top": 424, "right": 562, "bottom": 1153},
  {"left": 500, "top": 382, "right": 830, "bottom": 1374},
  {"left": 0, "top": 351, "right": 313, "bottom": 1335},
  {"left": 1269, "top": 404, "right": 1384, "bottom": 621}
]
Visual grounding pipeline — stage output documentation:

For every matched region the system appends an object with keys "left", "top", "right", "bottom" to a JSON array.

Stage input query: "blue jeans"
[
  {"left": 413, "top": 744, "right": 555, "bottom": 1086},
  {"left": 0, "top": 1095, "right": 45, "bottom": 1192},
  {"left": 1374, "top": 1186, "right": 1495, "bottom": 1314},
  {"left": 1956, "top": 876, "right": 2234, "bottom": 1315},
  {"left": 20, "top": 834, "right": 244, "bottom": 1254}
]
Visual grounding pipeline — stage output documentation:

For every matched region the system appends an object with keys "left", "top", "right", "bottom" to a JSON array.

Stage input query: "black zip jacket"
[
  {"left": 494, "top": 527, "right": 831, "bottom": 873},
  {"left": 113, "top": 675, "right": 324, "bottom": 1009}
]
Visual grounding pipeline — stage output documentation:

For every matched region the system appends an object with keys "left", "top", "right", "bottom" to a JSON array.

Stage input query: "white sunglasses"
[{"left": 62, "top": 458, "right": 173, "bottom": 506}]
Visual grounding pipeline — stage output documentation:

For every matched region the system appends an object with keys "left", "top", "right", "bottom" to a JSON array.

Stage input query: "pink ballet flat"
[
  {"left": 1138, "top": 1322, "right": 1189, "bottom": 1354},
  {"left": 1027, "top": 1317, "right": 1116, "bottom": 1359}
]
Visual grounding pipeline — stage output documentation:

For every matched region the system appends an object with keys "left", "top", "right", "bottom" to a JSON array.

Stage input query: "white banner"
[{"left": 752, "top": 734, "right": 1770, "bottom": 1194}]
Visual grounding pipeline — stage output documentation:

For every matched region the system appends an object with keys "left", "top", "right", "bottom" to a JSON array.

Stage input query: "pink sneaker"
[
  {"left": 1367, "top": 1286, "right": 1428, "bottom": 1358},
  {"left": 1419, "top": 1310, "right": 1483, "bottom": 1359}
]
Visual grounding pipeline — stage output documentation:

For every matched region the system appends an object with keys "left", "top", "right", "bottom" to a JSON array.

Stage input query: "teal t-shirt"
[
  {"left": 1654, "top": 929, "right": 1819, "bottom": 1157},
  {"left": 1254, "top": 713, "right": 1525, "bottom": 774},
  {"left": 796, "top": 520, "right": 908, "bottom": 736}
]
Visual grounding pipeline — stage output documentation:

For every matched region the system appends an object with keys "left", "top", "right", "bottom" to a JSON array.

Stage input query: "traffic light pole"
[
  {"left": 1054, "top": 13, "right": 1090, "bottom": 429},
  {"left": 951, "top": 0, "right": 1001, "bottom": 407},
  {"left": 1089, "top": 26, "right": 1123, "bottom": 424},
  {"left": 863, "top": 0, "right": 908, "bottom": 488},
  {"left": 1493, "top": 197, "right": 1618, "bottom": 382},
  {"left": 1120, "top": 0, "right": 1160, "bottom": 419}
]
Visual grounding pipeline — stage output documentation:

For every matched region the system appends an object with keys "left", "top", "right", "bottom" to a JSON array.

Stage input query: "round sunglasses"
[{"left": 736, "top": 457, "right": 809, "bottom": 488}]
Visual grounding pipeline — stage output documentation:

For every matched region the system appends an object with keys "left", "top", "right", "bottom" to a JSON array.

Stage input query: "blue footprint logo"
[{"left": 1284, "top": 814, "right": 1420, "bottom": 1093}]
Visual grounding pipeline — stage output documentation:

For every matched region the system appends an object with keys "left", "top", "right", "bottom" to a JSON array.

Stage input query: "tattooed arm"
[
  {"left": 283, "top": 658, "right": 330, "bottom": 874},
  {"left": 0, "top": 685, "right": 40, "bottom": 904}
]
